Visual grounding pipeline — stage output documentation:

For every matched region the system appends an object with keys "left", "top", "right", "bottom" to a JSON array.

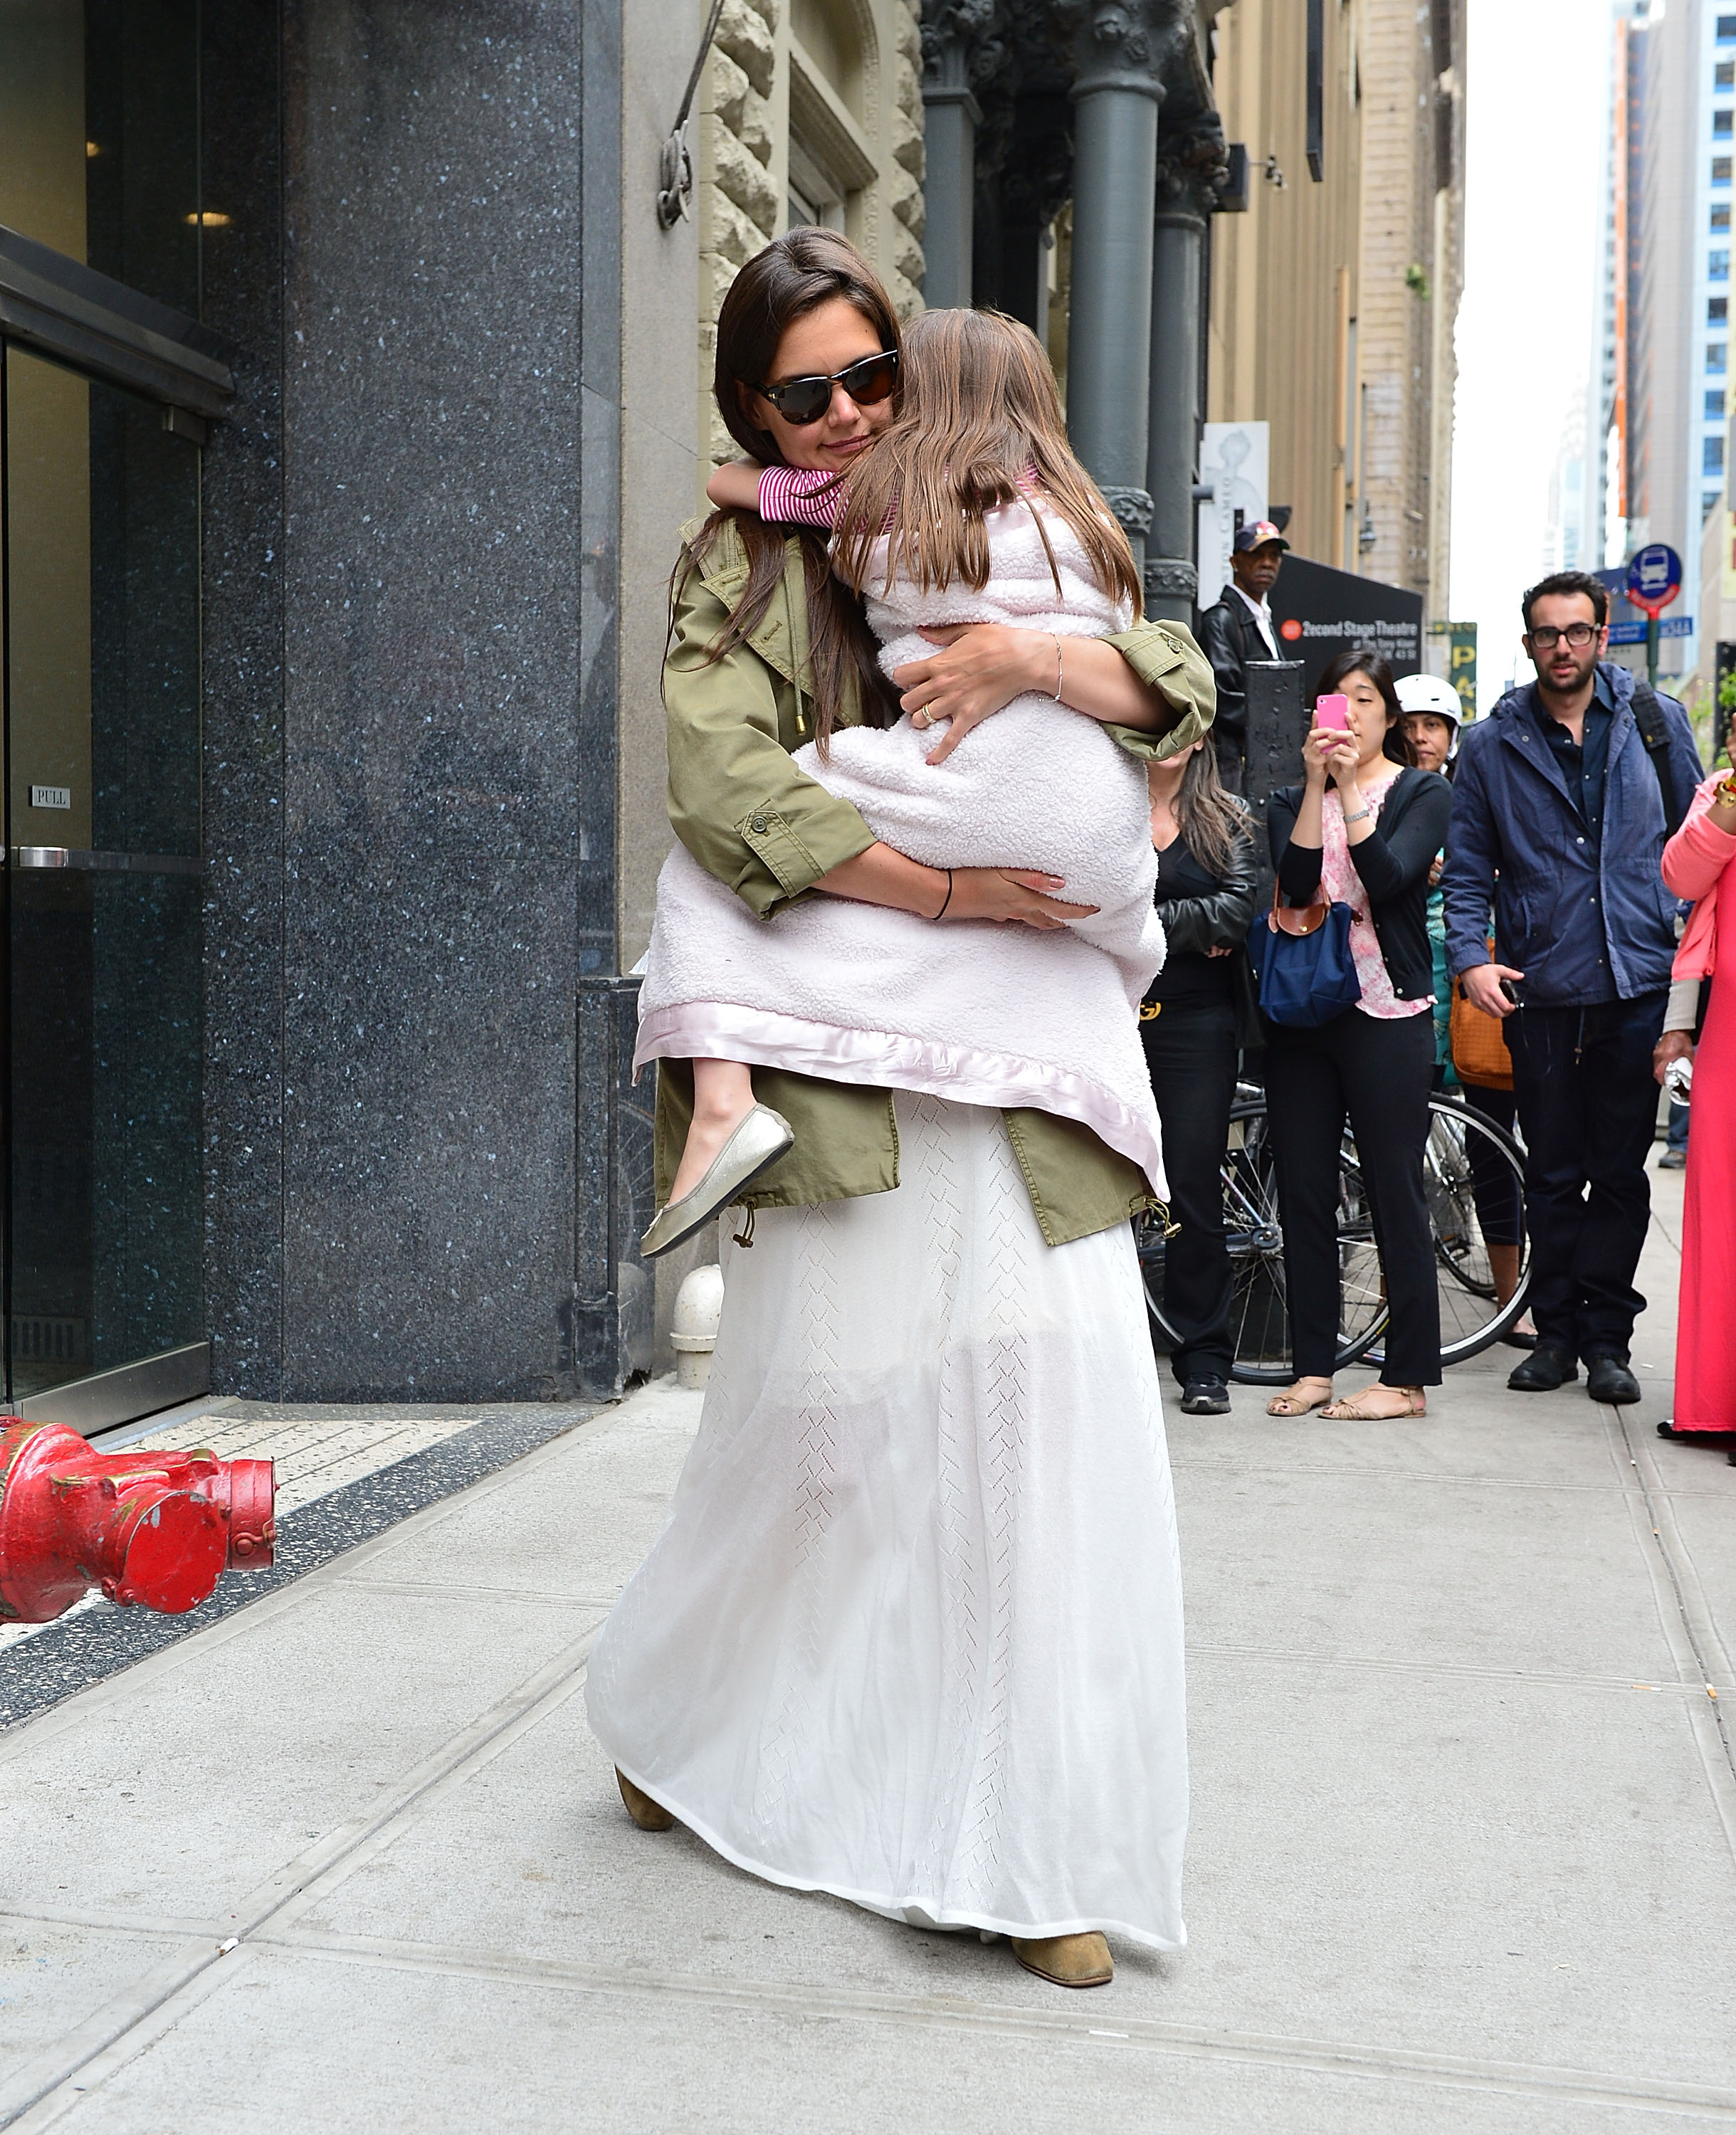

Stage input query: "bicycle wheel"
[
  {"left": 1137, "top": 1095, "right": 1389, "bottom": 1386},
  {"left": 1357, "top": 1095, "right": 1532, "bottom": 1369}
]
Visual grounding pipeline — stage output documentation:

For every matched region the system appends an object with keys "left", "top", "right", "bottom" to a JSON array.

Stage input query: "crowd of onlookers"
[{"left": 1152, "top": 559, "right": 1735, "bottom": 1461}]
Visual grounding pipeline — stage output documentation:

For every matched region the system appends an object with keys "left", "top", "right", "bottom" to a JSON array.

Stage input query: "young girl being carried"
[{"left": 637, "top": 307, "right": 1171, "bottom": 1255}]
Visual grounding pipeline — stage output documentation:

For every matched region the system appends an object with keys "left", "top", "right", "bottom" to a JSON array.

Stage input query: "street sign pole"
[
  {"left": 1647, "top": 613, "right": 1660, "bottom": 689},
  {"left": 1626, "top": 544, "right": 1683, "bottom": 689}
]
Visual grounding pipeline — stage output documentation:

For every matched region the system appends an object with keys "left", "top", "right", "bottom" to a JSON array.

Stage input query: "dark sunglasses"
[
  {"left": 1527, "top": 622, "right": 1599, "bottom": 650},
  {"left": 753, "top": 349, "right": 898, "bottom": 426}
]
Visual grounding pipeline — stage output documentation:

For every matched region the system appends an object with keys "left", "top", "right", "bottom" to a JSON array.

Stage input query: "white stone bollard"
[{"left": 670, "top": 1263, "right": 724, "bottom": 1390}]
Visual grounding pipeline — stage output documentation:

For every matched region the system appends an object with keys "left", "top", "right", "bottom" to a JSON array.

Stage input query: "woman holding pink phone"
[{"left": 1260, "top": 648, "right": 1453, "bottom": 1418}]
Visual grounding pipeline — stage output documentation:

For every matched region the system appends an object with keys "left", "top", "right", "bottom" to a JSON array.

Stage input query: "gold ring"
[{"left": 913, "top": 706, "right": 932, "bottom": 728}]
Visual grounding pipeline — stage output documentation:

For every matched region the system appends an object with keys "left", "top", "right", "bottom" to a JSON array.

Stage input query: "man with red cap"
[{"left": 1198, "top": 518, "right": 1290, "bottom": 794}]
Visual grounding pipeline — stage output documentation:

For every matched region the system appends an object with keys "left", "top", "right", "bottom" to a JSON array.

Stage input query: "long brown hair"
[
  {"left": 682, "top": 230, "right": 905, "bottom": 744},
  {"left": 1165, "top": 743, "right": 1249, "bottom": 879},
  {"left": 831, "top": 307, "right": 1142, "bottom": 619}
]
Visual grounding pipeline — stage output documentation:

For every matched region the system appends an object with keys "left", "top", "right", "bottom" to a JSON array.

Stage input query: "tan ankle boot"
[
  {"left": 1011, "top": 1931, "right": 1113, "bottom": 1987},
  {"left": 616, "top": 1768, "right": 675, "bottom": 1832}
]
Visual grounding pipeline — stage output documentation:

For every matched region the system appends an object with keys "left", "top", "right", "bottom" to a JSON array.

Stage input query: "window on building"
[
  {"left": 1712, "top": 342, "right": 1729, "bottom": 371},
  {"left": 1716, "top": 205, "right": 1732, "bottom": 231},
  {"left": 1722, "top": 14, "right": 1736, "bottom": 38},
  {"left": 1714, "top": 251, "right": 1732, "bottom": 280},
  {"left": 1714, "top": 297, "right": 1730, "bottom": 321},
  {"left": 1705, "top": 436, "right": 1726, "bottom": 477},
  {"left": 1708, "top": 489, "right": 1725, "bottom": 517},
  {"left": 1717, "top": 157, "right": 1734, "bottom": 183},
  {"left": 1709, "top": 389, "right": 1727, "bottom": 417},
  {"left": 1720, "top": 60, "right": 1736, "bottom": 87}
]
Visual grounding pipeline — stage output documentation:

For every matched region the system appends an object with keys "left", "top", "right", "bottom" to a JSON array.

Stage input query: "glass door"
[{"left": 1, "top": 340, "right": 204, "bottom": 1417}]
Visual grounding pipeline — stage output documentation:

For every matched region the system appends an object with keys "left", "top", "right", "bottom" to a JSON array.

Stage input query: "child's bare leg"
[{"left": 668, "top": 1059, "right": 757, "bottom": 1203}]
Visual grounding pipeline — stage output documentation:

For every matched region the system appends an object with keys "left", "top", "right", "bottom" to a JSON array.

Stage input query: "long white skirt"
[{"left": 586, "top": 1093, "right": 1189, "bottom": 1950}]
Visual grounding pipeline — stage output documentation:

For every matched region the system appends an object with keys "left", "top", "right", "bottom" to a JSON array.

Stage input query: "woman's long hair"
[
  {"left": 1169, "top": 743, "right": 1248, "bottom": 879},
  {"left": 681, "top": 231, "right": 905, "bottom": 746},
  {"left": 1313, "top": 646, "right": 1418, "bottom": 768},
  {"left": 830, "top": 307, "right": 1142, "bottom": 618}
]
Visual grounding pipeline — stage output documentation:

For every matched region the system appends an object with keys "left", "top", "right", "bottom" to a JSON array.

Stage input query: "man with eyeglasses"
[{"left": 1441, "top": 571, "right": 1703, "bottom": 1407}]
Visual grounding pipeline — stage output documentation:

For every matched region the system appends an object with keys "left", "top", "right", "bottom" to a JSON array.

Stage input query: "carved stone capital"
[
  {"left": 1057, "top": 0, "right": 1191, "bottom": 102},
  {"left": 922, "top": 0, "right": 1000, "bottom": 92},
  {"left": 1103, "top": 485, "right": 1155, "bottom": 537},
  {"left": 1155, "top": 115, "right": 1231, "bottom": 219},
  {"left": 1144, "top": 555, "right": 1199, "bottom": 602}
]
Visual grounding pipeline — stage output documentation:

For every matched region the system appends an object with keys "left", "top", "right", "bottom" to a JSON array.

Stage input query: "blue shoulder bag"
[{"left": 1248, "top": 887, "right": 1362, "bottom": 1028}]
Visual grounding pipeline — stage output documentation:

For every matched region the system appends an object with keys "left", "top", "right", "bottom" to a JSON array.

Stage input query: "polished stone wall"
[{"left": 201, "top": 0, "right": 643, "bottom": 1401}]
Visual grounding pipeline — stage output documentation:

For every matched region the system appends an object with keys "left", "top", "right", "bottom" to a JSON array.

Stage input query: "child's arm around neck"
[{"left": 705, "top": 458, "right": 843, "bottom": 529}]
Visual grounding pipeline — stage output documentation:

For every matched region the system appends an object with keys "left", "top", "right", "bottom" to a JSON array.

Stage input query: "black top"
[
  {"left": 1267, "top": 765, "right": 1453, "bottom": 1004},
  {"left": 1150, "top": 840, "right": 1234, "bottom": 1002},
  {"left": 1538, "top": 667, "right": 1616, "bottom": 844}
]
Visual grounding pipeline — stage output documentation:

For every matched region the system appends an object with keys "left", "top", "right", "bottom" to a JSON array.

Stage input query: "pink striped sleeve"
[{"left": 757, "top": 465, "right": 841, "bottom": 527}]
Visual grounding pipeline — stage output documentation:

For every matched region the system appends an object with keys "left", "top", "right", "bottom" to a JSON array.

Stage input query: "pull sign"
[{"left": 29, "top": 786, "right": 71, "bottom": 811}]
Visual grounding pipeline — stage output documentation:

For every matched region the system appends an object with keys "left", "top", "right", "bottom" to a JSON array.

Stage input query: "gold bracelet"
[{"left": 1715, "top": 771, "right": 1736, "bottom": 808}]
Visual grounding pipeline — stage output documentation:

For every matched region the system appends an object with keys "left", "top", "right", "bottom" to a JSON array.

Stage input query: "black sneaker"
[
  {"left": 1507, "top": 1346, "right": 1578, "bottom": 1393},
  {"left": 1179, "top": 1377, "right": 1232, "bottom": 1415}
]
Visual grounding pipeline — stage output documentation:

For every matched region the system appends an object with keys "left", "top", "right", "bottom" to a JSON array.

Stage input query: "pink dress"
[{"left": 1664, "top": 784, "right": 1736, "bottom": 1431}]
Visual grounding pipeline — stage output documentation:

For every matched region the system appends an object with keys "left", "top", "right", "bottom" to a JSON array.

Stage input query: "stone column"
[
  {"left": 1063, "top": 2, "right": 1175, "bottom": 571},
  {"left": 1145, "top": 128, "right": 1226, "bottom": 623},
  {"left": 921, "top": 6, "right": 989, "bottom": 308}
]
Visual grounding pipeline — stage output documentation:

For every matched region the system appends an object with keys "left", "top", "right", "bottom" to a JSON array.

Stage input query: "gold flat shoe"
[
  {"left": 616, "top": 1768, "right": 675, "bottom": 1832},
  {"left": 638, "top": 1102, "right": 794, "bottom": 1259},
  {"left": 1011, "top": 1931, "right": 1114, "bottom": 1988}
]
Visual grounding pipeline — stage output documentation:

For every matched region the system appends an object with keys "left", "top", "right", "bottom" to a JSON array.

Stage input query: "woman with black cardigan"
[{"left": 1263, "top": 648, "right": 1454, "bottom": 1420}]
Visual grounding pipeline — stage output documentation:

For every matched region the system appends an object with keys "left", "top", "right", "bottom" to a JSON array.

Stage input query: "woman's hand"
[
  {"left": 890, "top": 624, "right": 1052, "bottom": 765},
  {"left": 1300, "top": 723, "right": 1353, "bottom": 788},
  {"left": 947, "top": 868, "right": 1099, "bottom": 930}
]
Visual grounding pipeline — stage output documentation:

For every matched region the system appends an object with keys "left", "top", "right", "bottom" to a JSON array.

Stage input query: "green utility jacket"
[{"left": 655, "top": 513, "right": 1217, "bottom": 1245}]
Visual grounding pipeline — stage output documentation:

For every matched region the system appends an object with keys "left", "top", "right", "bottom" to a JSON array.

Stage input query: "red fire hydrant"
[{"left": 0, "top": 1419, "right": 275, "bottom": 1623}]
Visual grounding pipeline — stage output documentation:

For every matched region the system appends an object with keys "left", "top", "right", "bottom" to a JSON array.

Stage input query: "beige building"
[{"left": 1206, "top": 0, "right": 1466, "bottom": 618}]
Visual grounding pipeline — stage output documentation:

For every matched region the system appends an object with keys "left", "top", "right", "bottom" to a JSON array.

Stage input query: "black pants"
[
  {"left": 1265, "top": 1008, "right": 1441, "bottom": 1386},
  {"left": 1461, "top": 1082, "right": 1523, "bottom": 1248},
  {"left": 1140, "top": 998, "right": 1239, "bottom": 1385},
  {"left": 1503, "top": 991, "right": 1666, "bottom": 1359}
]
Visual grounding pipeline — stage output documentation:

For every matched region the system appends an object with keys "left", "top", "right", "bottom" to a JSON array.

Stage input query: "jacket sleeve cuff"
[{"left": 733, "top": 798, "right": 876, "bottom": 915}]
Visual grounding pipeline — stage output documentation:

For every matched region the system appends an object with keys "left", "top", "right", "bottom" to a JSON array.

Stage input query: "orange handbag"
[{"left": 1449, "top": 969, "right": 1513, "bottom": 1090}]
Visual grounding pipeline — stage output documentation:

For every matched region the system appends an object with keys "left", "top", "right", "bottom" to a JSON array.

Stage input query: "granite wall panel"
[
  {"left": 278, "top": 0, "right": 589, "bottom": 1398},
  {"left": 201, "top": 0, "right": 289, "bottom": 1400}
]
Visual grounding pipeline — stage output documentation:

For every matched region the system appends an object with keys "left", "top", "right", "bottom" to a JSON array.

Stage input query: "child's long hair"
[{"left": 830, "top": 307, "right": 1143, "bottom": 620}]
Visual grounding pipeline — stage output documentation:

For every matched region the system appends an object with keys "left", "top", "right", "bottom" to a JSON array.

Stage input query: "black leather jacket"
[
  {"left": 1154, "top": 821, "right": 1259, "bottom": 955},
  {"left": 1196, "top": 593, "right": 1267, "bottom": 789}
]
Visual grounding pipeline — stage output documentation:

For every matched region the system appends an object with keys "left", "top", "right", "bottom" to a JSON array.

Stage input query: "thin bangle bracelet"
[
  {"left": 933, "top": 868, "right": 954, "bottom": 919},
  {"left": 1052, "top": 633, "right": 1064, "bottom": 703}
]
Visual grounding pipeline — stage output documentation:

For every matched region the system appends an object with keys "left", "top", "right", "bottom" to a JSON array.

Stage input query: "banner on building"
[
  {"left": 1196, "top": 421, "right": 1269, "bottom": 608},
  {"left": 1269, "top": 554, "right": 1424, "bottom": 695},
  {"left": 1429, "top": 621, "right": 1478, "bottom": 719}
]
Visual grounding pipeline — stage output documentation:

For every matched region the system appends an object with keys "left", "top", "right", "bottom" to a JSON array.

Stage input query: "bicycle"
[{"left": 1137, "top": 1085, "right": 1531, "bottom": 1385}]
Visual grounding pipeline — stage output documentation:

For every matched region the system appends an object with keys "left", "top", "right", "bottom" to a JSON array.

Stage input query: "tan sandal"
[
  {"left": 1266, "top": 1378, "right": 1334, "bottom": 1418},
  {"left": 1320, "top": 1385, "right": 1426, "bottom": 1420}
]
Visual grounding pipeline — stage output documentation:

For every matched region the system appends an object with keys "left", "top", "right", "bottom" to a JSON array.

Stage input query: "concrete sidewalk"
[{"left": 3, "top": 1176, "right": 1734, "bottom": 2131}]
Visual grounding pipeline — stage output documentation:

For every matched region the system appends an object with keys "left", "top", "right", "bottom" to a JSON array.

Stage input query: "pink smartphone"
[{"left": 1315, "top": 694, "right": 1350, "bottom": 731}]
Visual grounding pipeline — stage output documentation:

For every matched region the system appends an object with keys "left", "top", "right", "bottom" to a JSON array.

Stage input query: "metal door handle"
[{"left": 9, "top": 847, "right": 201, "bottom": 876}]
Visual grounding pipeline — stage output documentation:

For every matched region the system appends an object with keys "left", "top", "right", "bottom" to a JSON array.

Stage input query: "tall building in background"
[
  {"left": 1592, "top": 0, "right": 1736, "bottom": 698},
  {"left": 1545, "top": 386, "right": 1591, "bottom": 572},
  {"left": 1206, "top": 0, "right": 1466, "bottom": 627}
]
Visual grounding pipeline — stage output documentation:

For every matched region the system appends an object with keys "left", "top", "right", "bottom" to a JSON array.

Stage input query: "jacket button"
[{"left": 749, "top": 813, "right": 768, "bottom": 834}]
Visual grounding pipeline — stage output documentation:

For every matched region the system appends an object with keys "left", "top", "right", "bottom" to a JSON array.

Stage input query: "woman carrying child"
[{"left": 584, "top": 232, "right": 1214, "bottom": 1990}]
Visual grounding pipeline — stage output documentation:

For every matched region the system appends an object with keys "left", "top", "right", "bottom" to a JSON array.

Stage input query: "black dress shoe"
[
  {"left": 1585, "top": 1354, "right": 1641, "bottom": 1405},
  {"left": 1179, "top": 1376, "right": 1231, "bottom": 1416},
  {"left": 1508, "top": 1347, "right": 1578, "bottom": 1393}
]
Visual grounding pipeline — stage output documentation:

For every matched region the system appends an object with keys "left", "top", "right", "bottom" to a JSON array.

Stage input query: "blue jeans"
[{"left": 1504, "top": 991, "right": 1668, "bottom": 1359}]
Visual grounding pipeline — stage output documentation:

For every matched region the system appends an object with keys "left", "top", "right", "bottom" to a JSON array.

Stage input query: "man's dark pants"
[{"left": 1504, "top": 991, "right": 1668, "bottom": 1361}]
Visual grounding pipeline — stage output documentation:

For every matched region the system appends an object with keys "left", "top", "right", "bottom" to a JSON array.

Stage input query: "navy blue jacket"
[{"left": 1440, "top": 663, "right": 1702, "bottom": 1006}]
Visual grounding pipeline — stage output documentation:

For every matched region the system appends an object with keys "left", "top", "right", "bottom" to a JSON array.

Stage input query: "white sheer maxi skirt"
[{"left": 586, "top": 1092, "right": 1189, "bottom": 1951}]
